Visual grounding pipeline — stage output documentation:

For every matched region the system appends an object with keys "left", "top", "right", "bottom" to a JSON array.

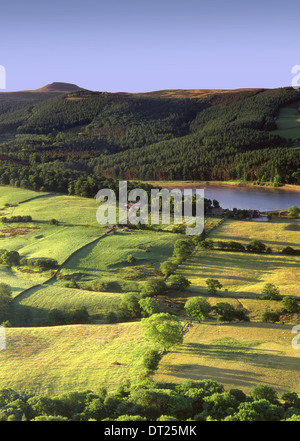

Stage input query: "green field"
[
  {"left": 0, "top": 185, "right": 299, "bottom": 402},
  {"left": 174, "top": 217, "right": 300, "bottom": 298},
  {"left": 0, "top": 186, "right": 50, "bottom": 207},
  {"left": 12, "top": 284, "right": 123, "bottom": 323},
  {"left": 154, "top": 322, "right": 300, "bottom": 395},
  {"left": 0, "top": 323, "right": 148, "bottom": 395},
  {"left": 2, "top": 193, "right": 101, "bottom": 226},
  {"left": 57, "top": 229, "right": 180, "bottom": 293},
  {"left": 271, "top": 100, "right": 300, "bottom": 140}
]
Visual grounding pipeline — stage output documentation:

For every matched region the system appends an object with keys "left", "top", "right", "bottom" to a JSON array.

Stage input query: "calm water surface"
[{"left": 163, "top": 184, "right": 300, "bottom": 211}]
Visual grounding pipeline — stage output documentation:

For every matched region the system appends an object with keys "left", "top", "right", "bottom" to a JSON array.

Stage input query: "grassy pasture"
[
  {"left": 0, "top": 323, "right": 147, "bottom": 395},
  {"left": 60, "top": 229, "right": 179, "bottom": 288},
  {"left": 174, "top": 217, "right": 300, "bottom": 298},
  {"left": 271, "top": 101, "right": 300, "bottom": 140},
  {"left": 2, "top": 193, "right": 101, "bottom": 226},
  {"left": 154, "top": 322, "right": 300, "bottom": 395},
  {"left": 208, "top": 217, "right": 300, "bottom": 251},
  {"left": 0, "top": 186, "right": 50, "bottom": 207},
  {"left": 12, "top": 284, "right": 123, "bottom": 324},
  {"left": 177, "top": 249, "right": 299, "bottom": 297},
  {"left": 0, "top": 224, "right": 106, "bottom": 296}
]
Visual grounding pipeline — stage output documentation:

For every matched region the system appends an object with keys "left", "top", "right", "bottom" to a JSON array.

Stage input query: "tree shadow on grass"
[
  {"left": 172, "top": 341, "right": 299, "bottom": 372},
  {"left": 162, "top": 340, "right": 300, "bottom": 389}
]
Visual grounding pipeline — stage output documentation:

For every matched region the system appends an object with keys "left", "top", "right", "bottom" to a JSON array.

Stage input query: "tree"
[
  {"left": 246, "top": 240, "right": 266, "bottom": 254},
  {"left": 142, "top": 350, "right": 162, "bottom": 371},
  {"left": 169, "top": 275, "right": 191, "bottom": 291},
  {"left": 287, "top": 206, "right": 300, "bottom": 219},
  {"left": 212, "top": 302, "right": 235, "bottom": 322},
  {"left": 0, "top": 250, "right": 20, "bottom": 267},
  {"left": 197, "top": 239, "right": 214, "bottom": 250},
  {"left": 127, "top": 255, "right": 136, "bottom": 264},
  {"left": 140, "top": 278, "right": 167, "bottom": 298},
  {"left": 141, "top": 313, "right": 183, "bottom": 352},
  {"left": 281, "top": 296, "right": 299, "bottom": 314},
  {"left": 139, "top": 298, "right": 162, "bottom": 317},
  {"left": 172, "top": 238, "right": 195, "bottom": 262},
  {"left": 119, "top": 293, "right": 142, "bottom": 318},
  {"left": 261, "top": 310, "right": 280, "bottom": 323},
  {"left": 0, "top": 283, "right": 12, "bottom": 322},
  {"left": 250, "top": 385, "right": 278, "bottom": 404},
  {"left": 184, "top": 297, "right": 211, "bottom": 322},
  {"left": 160, "top": 260, "right": 177, "bottom": 277},
  {"left": 260, "top": 283, "right": 280, "bottom": 300},
  {"left": 205, "top": 279, "right": 223, "bottom": 295}
]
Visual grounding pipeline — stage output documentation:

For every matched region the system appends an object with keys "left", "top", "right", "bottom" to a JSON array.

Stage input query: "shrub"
[
  {"left": 142, "top": 350, "right": 162, "bottom": 371},
  {"left": 281, "top": 246, "right": 300, "bottom": 255},
  {"left": 140, "top": 278, "right": 167, "bottom": 298},
  {"left": 0, "top": 250, "right": 20, "bottom": 267},
  {"left": 205, "top": 278, "right": 223, "bottom": 295},
  {"left": 160, "top": 260, "right": 177, "bottom": 277},
  {"left": 287, "top": 206, "right": 300, "bottom": 218},
  {"left": 260, "top": 283, "right": 280, "bottom": 300},
  {"left": 281, "top": 296, "right": 299, "bottom": 314},
  {"left": 169, "top": 275, "right": 191, "bottom": 291},
  {"left": 127, "top": 254, "right": 136, "bottom": 264},
  {"left": 106, "top": 311, "right": 118, "bottom": 323},
  {"left": 246, "top": 240, "right": 266, "bottom": 254},
  {"left": 250, "top": 385, "right": 278, "bottom": 404},
  {"left": 184, "top": 297, "right": 211, "bottom": 322},
  {"left": 261, "top": 310, "right": 280, "bottom": 323},
  {"left": 139, "top": 298, "right": 162, "bottom": 317},
  {"left": 49, "top": 219, "right": 59, "bottom": 225},
  {"left": 91, "top": 279, "right": 109, "bottom": 292}
]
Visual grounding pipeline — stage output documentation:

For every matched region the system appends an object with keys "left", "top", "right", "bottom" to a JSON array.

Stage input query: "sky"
[{"left": 0, "top": 0, "right": 299, "bottom": 92}]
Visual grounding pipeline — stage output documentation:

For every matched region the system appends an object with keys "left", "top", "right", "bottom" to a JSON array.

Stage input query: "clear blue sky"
[{"left": 0, "top": 0, "right": 299, "bottom": 92}]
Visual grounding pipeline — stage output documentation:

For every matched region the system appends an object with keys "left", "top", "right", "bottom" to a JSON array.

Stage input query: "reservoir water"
[{"left": 163, "top": 184, "right": 300, "bottom": 211}]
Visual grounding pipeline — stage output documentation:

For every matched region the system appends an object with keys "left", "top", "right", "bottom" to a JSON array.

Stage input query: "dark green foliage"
[
  {"left": 138, "top": 297, "right": 162, "bottom": 317},
  {"left": 281, "top": 246, "right": 300, "bottom": 255},
  {"left": 169, "top": 275, "right": 191, "bottom": 291},
  {"left": 205, "top": 278, "right": 223, "bottom": 295},
  {"left": 19, "top": 257, "right": 58, "bottom": 269},
  {"left": 218, "top": 240, "right": 245, "bottom": 252},
  {"left": 127, "top": 254, "right": 136, "bottom": 264},
  {"left": 119, "top": 293, "right": 142, "bottom": 319},
  {"left": 0, "top": 283, "right": 12, "bottom": 323},
  {"left": 48, "top": 307, "right": 89, "bottom": 325},
  {"left": 261, "top": 310, "right": 280, "bottom": 323},
  {"left": 106, "top": 311, "right": 118, "bottom": 323},
  {"left": 246, "top": 240, "right": 267, "bottom": 253},
  {"left": 172, "top": 238, "right": 195, "bottom": 262},
  {"left": 0, "top": 249, "right": 20, "bottom": 267},
  {"left": 0, "top": 380, "right": 297, "bottom": 421},
  {"left": 184, "top": 297, "right": 212, "bottom": 322},
  {"left": 250, "top": 384, "right": 278, "bottom": 404},
  {"left": 142, "top": 350, "right": 162, "bottom": 371},
  {"left": 1, "top": 216, "right": 32, "bottom": 223},
  {"left": 212, "top": 302, "right": 249, "bottom": 322},
  {"left": 197, "top": 239, "right": 214, "bottom": 250},
  {"left": 260, "top": 283, "right": 280, "bottom": 300},
  {"left": 281, "top": 296, "right": 299, "bottom": 314},
  {"left": 1, "top": 88, "right": 299, "bottom": 200},
  {"left": 140, "top": 278, "right": 168, "bottom": 298}
]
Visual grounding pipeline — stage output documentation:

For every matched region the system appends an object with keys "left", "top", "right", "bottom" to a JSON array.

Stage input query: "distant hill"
[
  {"left": 0, "top": 82, "right": 85, "bottom": 101},
  {"left": 33, "top": 82, "right": 85, "bottom": 94},
  {"left": 0, "top": 83, "right": 299, "bottom": 190}
]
